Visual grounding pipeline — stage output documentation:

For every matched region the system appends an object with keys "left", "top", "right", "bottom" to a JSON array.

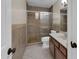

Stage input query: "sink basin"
[
  {"left": 50, "top": 32, "right": 67, "bottom": 40},
  {"left": 56, "top": 33, "right": 67, "bottom": 40},
  {"left": 57, "top": 35, "right": 66, "bottom": 39},
  {"left": 51, "top": 30, "right": 56, "bottom": 33}
]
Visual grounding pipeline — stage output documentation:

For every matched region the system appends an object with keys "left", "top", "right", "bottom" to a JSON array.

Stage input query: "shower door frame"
[
  {"left": 26, "top": 10, "right": 41, "bottom": 44},
  {"left": 26, "top": 10, "right": 53, "bottom": 45}
]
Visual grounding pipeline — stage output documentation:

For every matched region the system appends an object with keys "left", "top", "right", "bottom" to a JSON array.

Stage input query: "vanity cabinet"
[
  {"left": 55, "top": 46, "right": 66, "bottom": 59},
  {"left": 49, "top": 35, "right": 67, "bottom": 59},
  {"left": 49, "top": 38, "right": 54, "bottom": 57}
]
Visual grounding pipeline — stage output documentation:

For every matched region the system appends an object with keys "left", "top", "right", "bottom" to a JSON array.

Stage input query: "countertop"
[{"left": 49, "top": 33, "right": 67, "bottom": 48}]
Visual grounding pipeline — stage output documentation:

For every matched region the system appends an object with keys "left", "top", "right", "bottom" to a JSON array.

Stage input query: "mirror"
[
  {"left": 52, "top": 0, "right": 67, "bottom": 32},
  {"left": 60, "top": 7, "right": 67, "bottom": 32}
]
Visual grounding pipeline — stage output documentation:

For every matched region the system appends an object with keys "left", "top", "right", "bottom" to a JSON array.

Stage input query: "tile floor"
[{"left": 23, "top": 44, "right": 54, "bottom": 59}]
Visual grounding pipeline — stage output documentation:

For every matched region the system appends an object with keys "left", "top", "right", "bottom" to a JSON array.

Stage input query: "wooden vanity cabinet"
[
  {"left": 60, "top": 44, "right": 67, "bottom": 56},
  {"left": 49, "top": 35, "right": 67, "bottom": 59},
  {"left": 49, "top": 37, "right": 55, "bottom": 57},
  {"left": 55, "top": 46, "right": 66, "bottom": 59}
]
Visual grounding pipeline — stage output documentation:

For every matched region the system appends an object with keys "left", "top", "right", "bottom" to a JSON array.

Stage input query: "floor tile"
[{"left": 23, "top": 44, "right": 54, "bottom": 59}]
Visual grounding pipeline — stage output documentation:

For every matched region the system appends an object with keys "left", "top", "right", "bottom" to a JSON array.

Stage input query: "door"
[
  {"left": 68, "top": 0, "right": 77, "bottom": 59},
  {"left": 1, "top": 0, "right": 12, "bottom": 59}
]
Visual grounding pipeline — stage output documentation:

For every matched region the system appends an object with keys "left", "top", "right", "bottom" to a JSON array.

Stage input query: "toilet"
[{"left": 41, "top": 36, "right": 49, "bottom": 48}]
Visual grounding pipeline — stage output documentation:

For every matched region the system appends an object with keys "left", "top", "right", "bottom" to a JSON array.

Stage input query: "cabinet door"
[
  {"left": 49, "top": 38, "right": 54, "bottom": 57},
  {"left": 55, "top": 47, "right": 66, "bottom": 59},
  {"left": 60, "top": 44, "right": 67, "bottom": 56}
]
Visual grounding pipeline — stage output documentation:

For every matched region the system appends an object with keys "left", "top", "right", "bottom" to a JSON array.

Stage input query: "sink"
[
  {"left": 49, "top": 32, "right": 67, "bottom": 48},
  {"left": 51, "top": 30, "right": 56, "bottom": 33},
  {"left": 57, "top": 35, "right": 66, "bottom": 39},
  {"left": 50, "top": 32, "right": 67, "bottom": 40},
  {"left": 56, "top": 33, "right": 67, "bottom": 40}
]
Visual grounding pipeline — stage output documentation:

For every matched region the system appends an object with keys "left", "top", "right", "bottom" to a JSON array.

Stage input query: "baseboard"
[{"left": 27, "top": 42, "right": 42, "bottom": 46}]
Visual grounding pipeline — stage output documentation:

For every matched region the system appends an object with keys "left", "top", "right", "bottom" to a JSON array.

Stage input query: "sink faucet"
[{"left": 56, "top": 31, "right": 59, "bottom": 33}]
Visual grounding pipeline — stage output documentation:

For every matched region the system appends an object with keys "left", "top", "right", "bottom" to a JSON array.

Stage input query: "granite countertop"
[{"left": 49, "top": 33, "right": 67, "bottom": 48}]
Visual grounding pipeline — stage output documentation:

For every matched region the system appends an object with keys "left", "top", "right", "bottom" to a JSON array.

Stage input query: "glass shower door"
[
  {"left": 27, "top": 12, "right": 40, "bottom": 43},
  {"left": 40, "top": 12, "right": 52, "bottom": 37},
  {"left": 27, "top": 11, "right": 53, "bottom": 43}
]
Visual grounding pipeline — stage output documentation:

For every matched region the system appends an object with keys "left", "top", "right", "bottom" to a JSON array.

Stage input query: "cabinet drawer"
[{"left": 60, "top": 44, "right": 67, "bottom": 56}]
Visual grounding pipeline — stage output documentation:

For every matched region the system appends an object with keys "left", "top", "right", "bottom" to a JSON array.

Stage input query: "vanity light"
[{"left": 61, "top": 0, "right": 67, "bottom": 7}]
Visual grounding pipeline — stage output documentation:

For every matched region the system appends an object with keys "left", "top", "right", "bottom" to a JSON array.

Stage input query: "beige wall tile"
[{"left": 12, "top": 24, "right": 26, "bottom": 59}]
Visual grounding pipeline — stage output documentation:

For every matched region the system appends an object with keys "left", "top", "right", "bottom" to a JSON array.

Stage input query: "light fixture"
[{"left": 61, "top": 0, "right": 67, "bottom": 7}]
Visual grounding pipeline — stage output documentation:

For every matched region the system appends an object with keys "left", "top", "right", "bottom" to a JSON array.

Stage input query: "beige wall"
[
  {"left": 53, "top": 0, "right": 61, "bottom": 25},
  {"left": 12, "top": 24, "right": 26, "bottom": 59},
  {"left": 12, "top": 0, "right": 27, "bottom": 59},
  {"left": 12, "top": 0, "right": 26, "bottom": 24},
  {"left": 52, "top": 0, "right": 63, "bottom": 31}
]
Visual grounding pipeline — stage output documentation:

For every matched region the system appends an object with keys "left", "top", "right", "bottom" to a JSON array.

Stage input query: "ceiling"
[{"left": 27, "top": 0, "right": 58, "bottom": 8}]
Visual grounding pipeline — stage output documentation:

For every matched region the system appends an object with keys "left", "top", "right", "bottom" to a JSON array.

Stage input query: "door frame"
[
  {"left": 1, "top": 0, "right": 12, "bottom": 59},
  {"left": 67, "top": 0, "right": 77, "bottom": 59},
  {"left": 1, "top": 0, "right": 77, "bottom": 59}
]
